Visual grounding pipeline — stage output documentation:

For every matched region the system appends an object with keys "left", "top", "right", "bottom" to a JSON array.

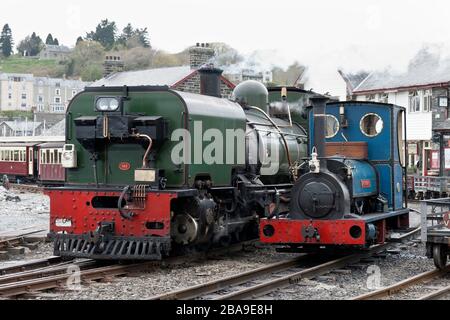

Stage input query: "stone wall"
[
  {"left": 173, "top": 72, "right": 234, "bottom": 99},
  {"left": 189, "top": 44, "right": 215, "bottom": 69}
]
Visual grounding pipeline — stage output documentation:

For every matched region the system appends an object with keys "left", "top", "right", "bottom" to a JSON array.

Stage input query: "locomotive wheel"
[{"left": 433, "top": 244, "right": 448, "bottom": 270}]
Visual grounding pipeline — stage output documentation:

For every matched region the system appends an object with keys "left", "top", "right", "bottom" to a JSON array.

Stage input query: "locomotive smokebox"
[
  {"left": 310, "top": 95, "right": 329, "bottom": 158},
  {"left": 198, "top": 65, "right": 223, "bottom": 98}
]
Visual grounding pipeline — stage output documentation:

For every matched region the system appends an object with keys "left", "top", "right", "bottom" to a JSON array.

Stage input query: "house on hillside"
[
  {"left": 339, "top": 56, "right": 450, "bottom": 176},
  {"left": 39, "top": 45, "right": 72, "bottom": 61},
  {"left": 92, "top": 43, "right": 236, "bottom": 98}
]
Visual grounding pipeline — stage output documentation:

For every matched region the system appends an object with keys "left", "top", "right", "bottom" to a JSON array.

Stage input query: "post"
[
  {"left": 440, "top": 132, "right": 445, "bottom": 176},
  {"left": 421, "top": 200, "right": 428, "bottom": 243}
]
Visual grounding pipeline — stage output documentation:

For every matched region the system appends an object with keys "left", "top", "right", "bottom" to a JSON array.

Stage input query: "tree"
[
  {"left": 66, "top": 40, "right": 105, "bottom": 81},
  {"left": 45, "top": 33, "right": 54, "bottom": 45},
  {"left": 53, "top": 38, "right": 59, "bottom": 45},
  {"left": 118, "top": 23, "right": 134, "bottom": 45},
  {"left": 17, "top": 32, "right": 43, "bottom": 56},
  {"left": 134, "top": 28, "right": 150, "bottom": 48},
  {"left": 86, "top": 19, "right": 117, "bottom": 50},
  {"left": 76, "top": 36, "right": 83, "bottom": 45},
  {"left": 118, "top": 23, "right": 151, "bottom": 49},
  {"left": 0, "top": 24, "right": 13, "bottom": 57}
]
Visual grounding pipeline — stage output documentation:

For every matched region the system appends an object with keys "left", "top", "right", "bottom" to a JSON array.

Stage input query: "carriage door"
[{"left": 28, "top": 147, "right": 34, "bottom": 175}]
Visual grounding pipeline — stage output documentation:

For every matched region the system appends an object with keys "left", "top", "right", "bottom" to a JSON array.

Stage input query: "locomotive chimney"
[
  {"left": 198, "top": 65, "right": 223, "bottom": 98},
  {"left": 310, "top": 95, "right": 329, "bottom": 158}
]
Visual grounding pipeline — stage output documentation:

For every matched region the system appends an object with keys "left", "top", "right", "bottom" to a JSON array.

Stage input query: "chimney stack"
[
  {"left": 198, "top": 65, "right": 223, "bottom": 98},
  {"left": 310, "top": 95, "right": 329, "bottom": 159},
  {"left": 189, "top": 43, "right": 215, "bottom": 69},
  {"left": 103, "top": 55, "right": 124, "bottom": 78}
]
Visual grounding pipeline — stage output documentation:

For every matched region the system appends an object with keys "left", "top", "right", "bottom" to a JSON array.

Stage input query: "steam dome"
[{"left": 232, "top": 80, "right": 269, "bottom": 113}]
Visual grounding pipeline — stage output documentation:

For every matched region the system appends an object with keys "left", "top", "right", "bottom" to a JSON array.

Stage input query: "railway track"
[
  {"left": 0, "top": 240, "right": 256, "bottom": 298},
  {"left": 353, "top": 265, "right": 450, "bottom": 300},
  {"left": 0, "top": 226, "right": 48, "bottom": 251},
  {"left": 150, "top": 228, "right": 422, "bottom": 300},
  {"left": 9, "top": 184, "right": 43, "bottom": 194}
]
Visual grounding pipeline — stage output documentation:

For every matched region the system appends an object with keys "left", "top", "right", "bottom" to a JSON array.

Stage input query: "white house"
[{"left": 343, "top": 55, "right": 450, "bottom": 175}]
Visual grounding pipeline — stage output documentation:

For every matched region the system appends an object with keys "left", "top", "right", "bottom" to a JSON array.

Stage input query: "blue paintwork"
[
  {"left": 375, "top": 164, "right": 393, "bottom": 207},
  {"left": 308, "top": 102, "right": 406, "bottom": 210},
  {"left": 333, "top": 159, "right": 377, "bottom": 197},
  {"left": 309, "top": 103, "right": 391, "bottom": 161}
]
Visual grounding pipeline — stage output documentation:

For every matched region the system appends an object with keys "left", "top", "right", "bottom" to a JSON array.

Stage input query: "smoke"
[{"left": 212, "top": 48, "right": 296, "bottom": 76}]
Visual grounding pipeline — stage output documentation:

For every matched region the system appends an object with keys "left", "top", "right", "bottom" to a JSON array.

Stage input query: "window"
[
  {"left": 38, "top": 96, "right": 43, "bottom": 103},
  {"left": 380, "top": 93, "right": 389, "bottom": 104},
  {"left": 325, "top": 115, "right": 340, "bottom": 138},
  {"left": 37, "top": 104, "right": 44, "bottom": 112},
  {"left": 360, "top": 113, "right": 384, "bottom": 137},
  {"left": 54, "top": 97, "right": 61, "bottom": 103},
  {"left": 409, "top": 91, "right": 420, "bottom": 113},
  {"left": 21, "top": 103, "right": 27, "bottom": 108},
  {"left": 21, "top": 93, "right": 26, "bottom": 100},
  {"left": 55, "top": 82, "right": 60, "bottom": 88},
  {"left": 41, "top": 150, "right": 46, "bottom": 164},
  {"left": 55, "top": 89, "right": 61, "bottom": 96},
  {"left": 52, "top": 105, "right": 65, "bottom": 112},
  {"left": 423, "top": 90, "right": 432, "bottom": 112},
  {"left": 8, "top": 93, "right": 12, "bottom": 99}
]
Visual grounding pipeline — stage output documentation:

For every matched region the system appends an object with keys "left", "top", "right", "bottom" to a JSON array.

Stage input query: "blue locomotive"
[{"left": 260, "top": 97, "right": 410, "bottom": 251}]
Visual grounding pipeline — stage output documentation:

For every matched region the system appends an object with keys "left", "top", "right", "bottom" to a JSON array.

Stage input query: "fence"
[{"left": 420, "top": 198, "right": 450, "bottom": 243}]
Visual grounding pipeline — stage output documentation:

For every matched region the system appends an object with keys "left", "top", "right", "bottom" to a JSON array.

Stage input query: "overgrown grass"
[
  {"left": 0, "top": 56, "right": 66, "bottom": 77},
  {"left": 0, "top": 111, "right": 33, "bottom": 120}
]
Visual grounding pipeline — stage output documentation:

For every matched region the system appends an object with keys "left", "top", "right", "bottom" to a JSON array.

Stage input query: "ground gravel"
[{"left": 0, "top": 191, "right": 446, "bottom": 300}]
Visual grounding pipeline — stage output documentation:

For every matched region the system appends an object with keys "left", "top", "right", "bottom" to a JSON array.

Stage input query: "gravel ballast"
[{"left": 0, "top": 191, "right": 447, "bottom": 300}]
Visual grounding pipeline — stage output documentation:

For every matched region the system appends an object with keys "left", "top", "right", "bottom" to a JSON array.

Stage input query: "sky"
[{"left": 2, "top": 0, "right": 450, "bottom": 97}]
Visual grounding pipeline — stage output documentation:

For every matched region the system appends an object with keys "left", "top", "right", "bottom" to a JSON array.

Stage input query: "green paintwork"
[
  {"left": 66, "top": 88, "right": 247, "bottom": 188},
  {"left": 232, "top": 80, "right": 269, "bottom": 113},
  {"left": 268, "top": 87, "right": 313, "bottom": 131}
]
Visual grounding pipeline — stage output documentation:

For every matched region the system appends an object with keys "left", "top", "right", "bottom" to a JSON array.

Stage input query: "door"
[{"left": 28, "top": 147, "right": 34, "bottom": 176}]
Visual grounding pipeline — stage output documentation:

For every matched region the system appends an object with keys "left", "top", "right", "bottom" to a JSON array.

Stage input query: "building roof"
[
  {"left": 354, "top": 56, "right": 450, "bottom": 94},
  {"left": 91, "top": 66, "right": 193, "bottom": 87},
  {"left": 0, "top": 73, "right": 34, "bottom": 81},
  {"left": 42, "top": 45, "right": 71, "bottom": 53},
  {"left": 0, "top": 121, "right": 42, "bottom": 131},
  {"left": 34, "top": 76, "right": 89, "bottom": 88},
  {"left": 42, "top": 119, "right": 65, "bottom": 136},
  {"left": 338, "top": 70, "right": 369, "bottom": 92}
]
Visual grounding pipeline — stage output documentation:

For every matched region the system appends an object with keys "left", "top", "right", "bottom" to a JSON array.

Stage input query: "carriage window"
[
  {"left": 58, "top": 151, "right": 62, "bottom": 164},
  {"left": 46, "top": 150, "right": 51, "bottom": 164},
  {"left": 360, "top": 113, "right": 383, "bottom": 137},
  {"left": 54, "top": 150, "right": 58, "bottom": 164},
  {"left": 41, "top": 151, "right": 46, "bottom": 164},
  {"left": 325, "top": 115, "right": 340, "bottom": 138}
]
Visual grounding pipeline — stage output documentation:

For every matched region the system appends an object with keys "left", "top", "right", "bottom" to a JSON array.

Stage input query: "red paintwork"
[
  {"left": 260, "top": 219, "right": 366, "bottom": 245},
  {"left": 361, "top": 180, "right": 371, "bottom": 188},
  {"left": 39, "top": 164, "right": 65, "bottom": 182},
  {"left": 0, "top": 161, "right": 28, "bottom": 176},
  {"left": 46, "top": 189, "right": 177, "bottom": 237}
]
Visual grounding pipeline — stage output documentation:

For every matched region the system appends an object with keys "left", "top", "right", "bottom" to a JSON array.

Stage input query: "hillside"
[{"left": 0, "top": 57, "right": 65, "bottom": 77}]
